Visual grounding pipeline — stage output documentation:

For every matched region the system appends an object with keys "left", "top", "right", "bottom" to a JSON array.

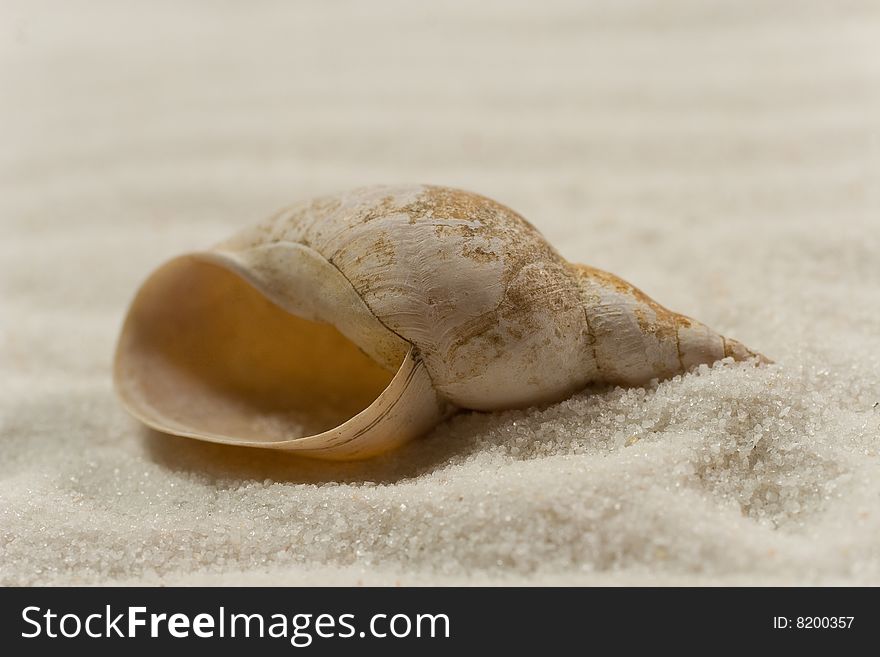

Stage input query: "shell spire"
[
  {"left": 572, "top": 263, "right": 768, "bottom": 386},
  {"left": 114, "top": 185, "right": 768, "bottom": 459}
]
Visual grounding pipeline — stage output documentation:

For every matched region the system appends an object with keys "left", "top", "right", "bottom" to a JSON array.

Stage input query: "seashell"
[{"left": 114, "top": 185, "right": 768, "bottom": 460}]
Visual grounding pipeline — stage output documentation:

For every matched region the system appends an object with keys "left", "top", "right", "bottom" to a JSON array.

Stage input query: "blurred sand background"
[{"left": 2, "top": 0, "right": 879, "bottom": 585}]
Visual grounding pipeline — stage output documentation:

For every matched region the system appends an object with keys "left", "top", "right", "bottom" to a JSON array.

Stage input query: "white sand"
[{"left": 2, "top": 0, "right": 879, "bottom": 586}]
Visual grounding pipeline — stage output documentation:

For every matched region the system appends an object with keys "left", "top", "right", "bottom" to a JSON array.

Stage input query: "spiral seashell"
[{"left": 114, "top": 185, "right": 767, "bottom": 459}]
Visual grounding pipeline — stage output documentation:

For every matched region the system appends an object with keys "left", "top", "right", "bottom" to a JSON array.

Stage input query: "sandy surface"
[{"left": 2, "top": 0, "right": 879, "bottom": 585}]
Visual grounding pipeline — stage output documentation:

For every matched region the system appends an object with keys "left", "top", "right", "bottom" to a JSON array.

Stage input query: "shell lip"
[{"left": 112, "top": 343, "right": 430, "bottom": 451}]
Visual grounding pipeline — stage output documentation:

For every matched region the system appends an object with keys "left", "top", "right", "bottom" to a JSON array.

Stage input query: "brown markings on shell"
[
  {"left": 576, "top": 264, "right": 695, "bottom": 370},
  {"left": 242, "top": 186, "right": 544, "bottom": 383},
  {"left": 400, "top": 186, "right": 559, "bottom": 272},
  {"left": 581, "top": 306, "right": 600, "bottom": 373},
  {"left": 400, "top": 186, "right": 534, "bottom": 228},
  {"left": 722, "top": 336, "right": 767, "bottom": 363},
  {"left": 280, "top": 196, "right": 343, "bottom": 247},
  {"left": 310, "top": 195, "right": 343, "bottom": 217},
  {"left": 327, "top": 229, "right": 398, "bottom": 301},
  {"left": 611, "top": 270, "right": 768, "bottom": 365},
  {"left": 238, "top": 188, "right": 562, "bottom": 358},
  {"left": 722, "top": 336, "right": 731, "bottom": 358},
  {"left": 399, "top": 187, "right": 573, "bottom": 375},
  {"left": 574, "top": 264, "right": 768, "bottom": 370},
  {"left": 358, "top": 194, "right": 398, "bottom": 224},
  {"left": 570, "top": 263, "right": 695, "bottom": 380},
  {"left": 582, "top": 266, "right": 687, "bottom": 329}
]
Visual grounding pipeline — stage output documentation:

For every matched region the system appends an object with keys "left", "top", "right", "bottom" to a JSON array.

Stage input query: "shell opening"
[{"left": 114, "top": 256, "right": 402, "bottom": 444}]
